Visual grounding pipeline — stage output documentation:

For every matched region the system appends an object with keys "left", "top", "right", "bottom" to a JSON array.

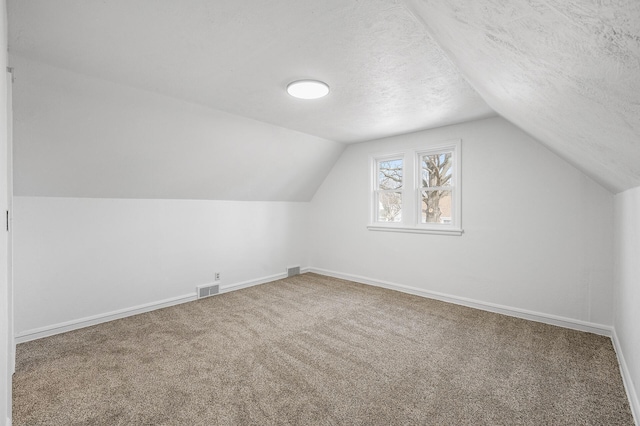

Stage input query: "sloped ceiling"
[
  {"left": 10, "top": 55, "right": 345, "bottom": 201},
  {"left": 405, "top": 0, "right": 640, "bottom": 193},
  {"left": 7, "top": 0, "right": 494, "bottom": 143},
  {"left": 8, "top": 1, "right": 640, "bottom": 196}
]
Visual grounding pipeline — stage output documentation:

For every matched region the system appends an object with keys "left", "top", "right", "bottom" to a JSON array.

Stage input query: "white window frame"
[
  {"left": 371, "top": 153, "right": 405, "bottom": 227},
  {"left": 367, "top": 140, "right": 463, "bottom": 236}
]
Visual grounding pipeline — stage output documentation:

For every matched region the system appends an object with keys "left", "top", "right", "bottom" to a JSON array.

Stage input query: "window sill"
[{"left": 367, "top": 225, "right": 464, "bottom": 236}]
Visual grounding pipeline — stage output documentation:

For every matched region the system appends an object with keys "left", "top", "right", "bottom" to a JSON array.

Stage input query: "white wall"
[
  {"left": 1, "top": 1, "right": 12, "bottom": 424},
  {"left": 614, "top": 186, "right": 640, "bottom": 420},
  {"left": 14, "top": 197, "right": 309, "bottom": 337},
  {"left": 309, "top": 117, "right": 614, "bottom": 326},
  {"left": 10, "top": 55, "right": 344, "bottom": 201},
  {"left": 9, "top": 53, "right": 331, "bottom": 342}
]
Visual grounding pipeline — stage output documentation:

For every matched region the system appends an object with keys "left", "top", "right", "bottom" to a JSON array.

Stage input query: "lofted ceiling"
[
  {"left": 406, "top": 0, "right": 640, "bottom": 193},
  {"left": 7, "top": 0, "right": 495, "bottom": 144},
  {"left": 7, "top": 1, "right": 640, "bottom": 194}
]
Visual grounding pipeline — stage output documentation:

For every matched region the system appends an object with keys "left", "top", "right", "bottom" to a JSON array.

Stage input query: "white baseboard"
[
  {"left": 307, "top": 267, "right": 613, "bottom": 337},
  {"left": 220, "top": 272, "right": 287, "bottom": 294},
  {"left": 310, "top": 267, "right": 639, "bottom": 422},
  {"left": 14, "top": 271, "right": 296, "bottom": 344},
  {"left": 308, "top": 268, "right": 640, "bottom": 418},
  {"left": 12, "top": 267, "right": 634, "bottom": 424},
  {"left": 15, "top": 266, "right": 613, "bottom": 342},
  {"left": 14, "top": 293, "right": 197, "bottom": 343},
  {"left": 612, "top": 329, "right": 640, "bottom": 426}
]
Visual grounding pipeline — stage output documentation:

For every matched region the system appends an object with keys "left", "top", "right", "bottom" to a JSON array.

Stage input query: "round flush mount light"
[{"left": 286, "top": 80, "right": 330, "bottom": 99}]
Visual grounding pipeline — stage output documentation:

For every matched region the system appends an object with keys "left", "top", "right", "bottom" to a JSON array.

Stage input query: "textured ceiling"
[
  {"left": 7, "top": 0, "right": 495, "bottom": 144},
  {"left": 9, "top": 1, "right": 640, "bottom": 193},
  {"left": 405, "top": 0, "right": 640, "bottom": 193}
]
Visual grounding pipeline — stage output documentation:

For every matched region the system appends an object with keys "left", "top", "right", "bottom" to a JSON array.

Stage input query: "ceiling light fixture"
[{"left": 286, "top": 80, "right": 330, "bottom": 99}]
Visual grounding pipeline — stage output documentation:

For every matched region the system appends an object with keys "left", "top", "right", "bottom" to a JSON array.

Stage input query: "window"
[
  {"left": 369, "top": 140, "right": 462, "bottom": 235},
  {"left": 418, "top": 149, "right": 454, "bottom": 225},
  {"left": 374, "top": 157, "right": 403, "bottom": 223}
]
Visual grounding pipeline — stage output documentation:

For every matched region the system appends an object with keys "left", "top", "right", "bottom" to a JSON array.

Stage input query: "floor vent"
[
  {"left": 287, "top": 266, "right": 301, "bottom": 277},
  {"left": 197, "top": 284, "right": 220, "bottom": 299}
]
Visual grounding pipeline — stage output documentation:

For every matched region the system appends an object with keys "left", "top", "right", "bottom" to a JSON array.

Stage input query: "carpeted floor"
[{"left": 13, "top": 273, "right": 634, "bottom": 425}]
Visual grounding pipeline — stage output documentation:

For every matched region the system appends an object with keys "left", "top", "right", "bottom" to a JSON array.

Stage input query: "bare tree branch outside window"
[
  {"left": 377, "top": 159, "right": 403, "bottom": 222},
  {"left": 421, "top": 152, "right": 453, "bottom": 223}
]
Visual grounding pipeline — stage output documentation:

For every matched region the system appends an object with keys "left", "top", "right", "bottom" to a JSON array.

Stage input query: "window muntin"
[
  {"left": 419, "top": 151, "right": 454, "bottom": 225},
  {"left": 374, "top": 158, "right": 403, "bottom": 223},
  {"left": 369, "top": 140, "right": 461, "bottom": 235}
]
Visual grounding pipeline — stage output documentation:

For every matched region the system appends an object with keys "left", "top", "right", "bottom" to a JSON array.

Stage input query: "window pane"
[
  {"left": 421, "top": 152, "right": 452, "bottom": 188},
  {"left": 378, "top": 159, "right": 403, "bottom": 190},
  {"left": 377, "top": 191, "right": 402, "bottom": 222},
  {"left": 421, "top": 190, "right": 452, "bottom": 224}
]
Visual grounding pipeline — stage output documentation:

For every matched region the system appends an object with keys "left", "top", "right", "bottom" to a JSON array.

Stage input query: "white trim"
[
  {"left": 14, "top": 272, "right": 296, "bottom": 344},
  {"left": 219, "top": 272, "right": 288, "bottom": 293},
  {"left": 371, "top": 153, "right": 405, "bottom": 224},
  {"left": 367, "top": 225, "right": 463, "bottom": 236},
  {"left": 415, "top": 139, "right": 462, "bottom": 230},
  {"left": 12, "top": 267, "right": 634, "bottom": 423},
  {"left": 14, "top": 293, "right": 197, "bottom": 343},
  {"left": 5, "top": 69, "right": 14, "bottom": 426},
  {"left": 307, "top": 267, "right": 612, "bottom": 336},
  {"left": 369, "top": 139, "right": 463, "bottom": 233},
  {"left": 612, "top": 328, "right": 640, "bottom": 425}
]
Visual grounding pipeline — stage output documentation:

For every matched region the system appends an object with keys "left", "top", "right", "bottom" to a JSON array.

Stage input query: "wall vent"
[
  {"left": 197, "top": 284, "right": 220, "bottom": 299},
  {"left": 287, "top": 266, "right": 301, "bottom": 277}
]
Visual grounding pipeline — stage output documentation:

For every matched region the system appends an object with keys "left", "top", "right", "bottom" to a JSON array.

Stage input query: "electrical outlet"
[{"left": 215, "top": 272, "right": 221, "bottom": 281}]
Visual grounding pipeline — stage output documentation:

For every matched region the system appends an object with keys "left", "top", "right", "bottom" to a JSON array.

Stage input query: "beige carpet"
[{"left": 13, "top": 273, "right": 634, "bottom": 425}]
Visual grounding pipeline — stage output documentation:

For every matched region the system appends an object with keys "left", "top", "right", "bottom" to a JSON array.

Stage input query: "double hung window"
[
  {"left": 418, "top": 150, "right": 454, "bottom": 225},
  {"left": 373, "top": 157, "right": 403, "bottom": 223},
  {"left": 369, "top": 140, "right": 462, "bottom": 235}
]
